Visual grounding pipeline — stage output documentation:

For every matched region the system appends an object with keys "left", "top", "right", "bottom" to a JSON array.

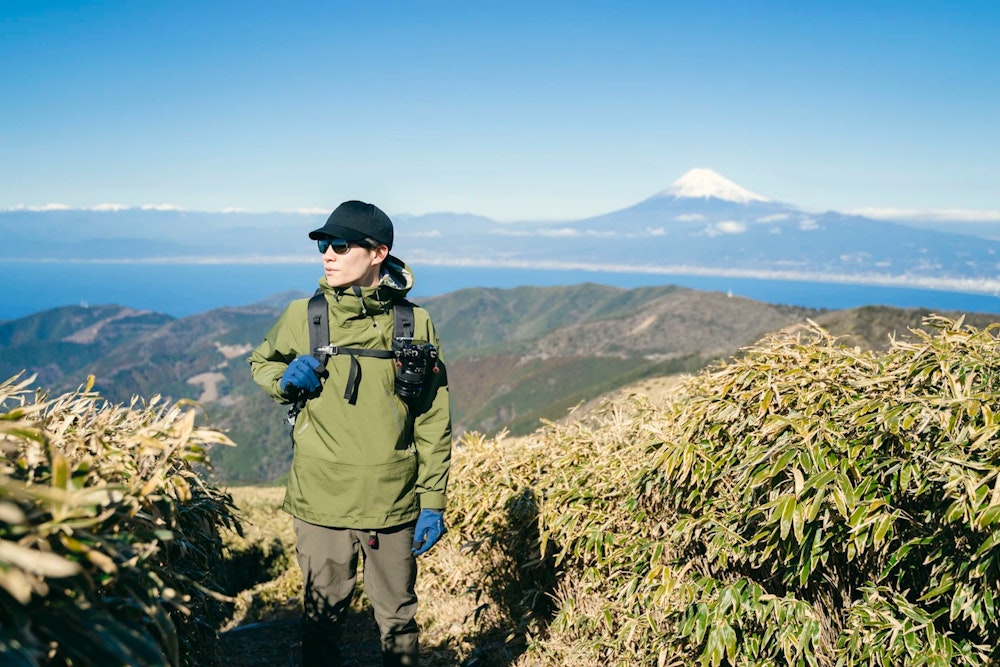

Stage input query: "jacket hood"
[{"left": 318, "top": 254, "right": 414, "bottom": 316}]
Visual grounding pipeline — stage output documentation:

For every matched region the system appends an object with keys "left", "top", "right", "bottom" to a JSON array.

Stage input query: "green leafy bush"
[
  {"left": 0, "top": 375, "right": 240, "bottom": 666},
  {"left": 431, "top": 316, "right": 1000, "bottom": 665}
]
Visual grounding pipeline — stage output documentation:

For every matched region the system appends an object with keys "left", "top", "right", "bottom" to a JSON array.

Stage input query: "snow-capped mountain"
[
  {"left": 654, "top": 168, "right": 770, "bottom": 204},
  {"left": 396, "top": 170, "right": 1000, "bottom": 294},
  {"left": 4, "top": 169, "right": 1000, "bottom": 295}
]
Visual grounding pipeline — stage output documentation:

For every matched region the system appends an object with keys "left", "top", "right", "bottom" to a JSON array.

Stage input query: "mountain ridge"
[
  {"left": 5, "top": 169, "right": 1000, "bottom": 296},
  {"left": 2, "top": 283, "right": 996, "bottom": 482}
]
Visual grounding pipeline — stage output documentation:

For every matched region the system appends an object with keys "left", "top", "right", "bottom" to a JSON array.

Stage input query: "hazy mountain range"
[{"left": 4, "top": 169, "right": 1000, "bottom": 295}]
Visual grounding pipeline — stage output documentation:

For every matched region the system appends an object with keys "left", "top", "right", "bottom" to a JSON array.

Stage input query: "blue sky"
[{"left": 2, "top": 1, "right": 998, "bottom": 221}]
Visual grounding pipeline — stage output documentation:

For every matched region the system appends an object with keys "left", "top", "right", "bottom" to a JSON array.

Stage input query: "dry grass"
[
  {"left": 220, "top": 486, "right": 301, "bottom": 630},
  {"left": 0, "top": 373, "right": 241, "bottom": 666},
  {"left": 413, "top": 316, "right": 1000, "bottom": 665},
  {"left": 72, "top": 314, "right": 999, "bottom": 666}
]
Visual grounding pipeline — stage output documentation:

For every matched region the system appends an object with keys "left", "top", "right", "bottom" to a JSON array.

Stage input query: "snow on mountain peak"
[{"left": 661, "top": 168, "right": 769, "bottom": 203}]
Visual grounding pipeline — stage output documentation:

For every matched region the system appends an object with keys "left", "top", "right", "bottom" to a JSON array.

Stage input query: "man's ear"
[{"left": 372, "top": 245, "right": 390, "bottom": 264}]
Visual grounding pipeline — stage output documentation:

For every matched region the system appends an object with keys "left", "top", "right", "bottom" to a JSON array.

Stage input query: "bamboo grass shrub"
[
  {"left": 430, "top": 316, "right": 1000, "bottom": 665},
  {"left": 0, "top": 375, "right": 240, "bottom": 666}
]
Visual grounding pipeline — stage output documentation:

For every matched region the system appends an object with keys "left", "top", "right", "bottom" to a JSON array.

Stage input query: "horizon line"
[
  {"left": 1, "top": 255, "right": 998, "bottom": 298},
  {"left": 5, "top": 202, "right": 1000, "bottom": 224}
]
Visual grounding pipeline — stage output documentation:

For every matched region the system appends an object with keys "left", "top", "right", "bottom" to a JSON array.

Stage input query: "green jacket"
[{"left": 248, "top": 257, "right": 452, "bottom": 529}]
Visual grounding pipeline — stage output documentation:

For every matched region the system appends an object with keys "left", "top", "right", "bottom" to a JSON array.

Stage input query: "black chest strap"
[{"left": 307, "top": 291, "right": 416, "bottom": 405}]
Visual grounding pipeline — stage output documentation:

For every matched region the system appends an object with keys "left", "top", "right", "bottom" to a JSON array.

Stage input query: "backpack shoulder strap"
[
  {"left": 307, "top": 290, "right": 329, "bottom": 364},
  {"left": 393, "top": 299, "right": 415, "bottom": 341},
  {"left": 287, "top": 290, "right": 330, "bottom": 431},
  {"left": 305, "top": 295, "right": 420, "bottom": 406}
]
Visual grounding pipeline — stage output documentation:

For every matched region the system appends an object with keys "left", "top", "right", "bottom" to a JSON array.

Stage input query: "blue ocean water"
[{"left": 2, "top": 261, "right": 1000, "bottom": 321}]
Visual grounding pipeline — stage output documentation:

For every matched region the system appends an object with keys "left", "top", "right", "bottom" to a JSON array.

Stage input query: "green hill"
[{"left": 2, "top": 284, "right": 996, "bottom": 483}]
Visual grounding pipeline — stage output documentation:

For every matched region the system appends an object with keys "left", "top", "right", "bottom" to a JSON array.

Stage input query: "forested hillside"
[{"left": 1, "top": 283, "right": 996, "bottom": 483}]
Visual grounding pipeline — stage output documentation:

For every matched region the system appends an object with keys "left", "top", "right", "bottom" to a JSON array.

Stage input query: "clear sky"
[{"left": 2, "top": 1, "right": 998, "bottom": 221}]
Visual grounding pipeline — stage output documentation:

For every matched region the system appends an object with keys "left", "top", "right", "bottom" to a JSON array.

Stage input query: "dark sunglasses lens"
[{"left": 317, "top": 238, "right": 350, "bottom": 254}]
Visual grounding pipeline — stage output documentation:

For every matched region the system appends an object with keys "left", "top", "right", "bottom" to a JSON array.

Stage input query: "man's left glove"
[{"left": 411, "top": 509, "right": 445, "bottom": 556}]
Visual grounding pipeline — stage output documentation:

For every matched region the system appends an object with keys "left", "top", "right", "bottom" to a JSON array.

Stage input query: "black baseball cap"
[{"left": 308, "top": 200, "right": 394, "bottom": 249}]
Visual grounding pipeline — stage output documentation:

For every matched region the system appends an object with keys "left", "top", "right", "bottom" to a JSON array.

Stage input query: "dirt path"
[
  {"left": 219, "top": 617, "right": 385, "bottom": 667},
  {"left": 217, "top": 611, "right": 459, "bottom": 666}
]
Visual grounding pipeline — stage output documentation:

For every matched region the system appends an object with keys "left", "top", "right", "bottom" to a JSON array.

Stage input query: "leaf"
[
  {"left": 704, "top": 624, "right": 725, "bottom": 667},
  {"left": 792, "top": 503, "right": 806, "bottom": 543},
  {"left": 805, "top": 487, "right": 826, "bottom": 522},
  {"left": 0, "top": 541, "right": 81, "bottom": 579},
  {"left": 838, "top": 473, "right": 857, "bottom": 514},
  {"left": 720, "top": 621, "right": 737, "bottom": 663},
  {"left": 86, "top": 548, "right": 117, "bottom": 575},
  {"left": 792, "top": 467, "right": 805, "bottom": 496},
  {"left": 0, "top": 501, "right": 26, "bottom": 525},
  {"left": 944, "top": 500, "right": 966, "bottom": 523},
  {"left": 803, "top": 469, "right": 837, "bottom": 492},
  {"left": 978, "top": 505, "right": 1000, "bottom": 529},
  {"left": 778, "top": 495, "right": 796, "bottom": 540},
  {"left": 51, "top": 452, "right": 70, "bottom": 491},
  {"left": 0, "top": 568, "right": 36, "bottom": 604},
  {"left": 169, "top": 474, "right": 192, "bottom": 503},
  {"left": 873, "top": 513, "right": 893, "bottom": 548}
]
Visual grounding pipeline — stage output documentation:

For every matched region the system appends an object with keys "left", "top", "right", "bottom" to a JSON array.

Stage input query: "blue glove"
[
  {"left": 280, "top": 355, "right": 323, "bottom": 397},
  {"left": 411, "top": 509, "right": 445, "bottom": 556}
]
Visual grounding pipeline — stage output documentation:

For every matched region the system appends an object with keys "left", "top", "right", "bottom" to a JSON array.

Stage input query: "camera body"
[{"left": 393, "top": 340, "right": 439, "bottom": 402}]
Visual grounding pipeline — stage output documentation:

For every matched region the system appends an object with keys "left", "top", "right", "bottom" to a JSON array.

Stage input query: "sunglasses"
[{"left": 317, "top": 238, "right": 354, "bottom": 255}]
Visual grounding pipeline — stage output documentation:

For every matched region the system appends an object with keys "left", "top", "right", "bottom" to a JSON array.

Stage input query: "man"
[{"left": 248, "top": 200, "right": 452, "bottom": 667}]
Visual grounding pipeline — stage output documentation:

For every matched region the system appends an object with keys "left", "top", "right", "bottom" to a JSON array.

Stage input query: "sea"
[{"left": 3, "top": 260, "right": 1000, "bottom": 321}]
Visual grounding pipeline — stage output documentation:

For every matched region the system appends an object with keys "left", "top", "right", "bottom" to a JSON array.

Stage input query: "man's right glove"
[{"left": 280, "top": 355, "right": 323, "bottom": 398}]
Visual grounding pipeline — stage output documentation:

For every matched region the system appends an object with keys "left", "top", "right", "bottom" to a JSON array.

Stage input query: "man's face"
[{"left": 319, "top": 238, "right": 388, "bottom": 288}]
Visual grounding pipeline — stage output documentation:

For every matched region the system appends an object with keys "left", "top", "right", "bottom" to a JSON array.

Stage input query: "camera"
[{"left": 393, "top": 340, "right": 439, "bottom": 402}]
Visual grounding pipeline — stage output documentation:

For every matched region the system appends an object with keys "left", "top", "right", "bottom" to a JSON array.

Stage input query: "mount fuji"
[
  {"left": 654, "top": 167, "right": 770, "bottom": 203},
  {"left": 395, "top": 168, "right": 1000, "bottom": 294},
  {"left": 3, "top": 168, "right": 1000, "bottom": 295}
]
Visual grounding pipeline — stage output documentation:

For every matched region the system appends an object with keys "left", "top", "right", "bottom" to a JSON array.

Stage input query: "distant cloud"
[
  {"left": 3, "top": 204, "right": 367, "bottom": 215},
  {"left": 718, "top": 221, "right": 746, "bottom": 234},
  {"left": 756, "top": 213, "right": 789, "bottom": 223},
  {"left": 538, "top": 228, "right": 580, "bottom": 237},
  {"left": 409, "top": 230, "right": 443, "bottom": 238},
  {"left": 850, "top": 207, "right": 1000, "bottom": 222},
  {"left": 840, "top": 252, "right": 872, "bottom": 264},
  {"left": 703, "top": 221, "right": 746, "bottom": 237},
  {"left": 798, "top": 218, "right": 820, "bottom": 231},
  {"left": 489, "top": 227, "right": 659, "bottom": 239},
  {"left": 676, "top": 213, "right": 705, "bottom": 222},
  {"left": 5, "top": 203, "right": 72, "bottom": 211}
]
